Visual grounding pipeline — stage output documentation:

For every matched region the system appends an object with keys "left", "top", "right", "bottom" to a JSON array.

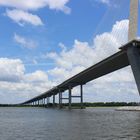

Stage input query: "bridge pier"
[
  {"left": 35, "top": 101, "right": 37, "bottom": 106},
  {"left": 127, "top": 43, "right": 140, "bottom": 95},
  {"left": 59, "top": 91, "right": 62, "bottom": 109},
  {"left": 57, "top": 85, "right": 84, "bottom": 109},
  {"left": 45, "top": 98, "right": 47, "bottom": 106},
  {"left": 47, "top": 97, "right": 50, "bottom": 107},
  {"left": 80, "top": 84, "right": 84, "bottom": 109},
  {"left": 43, "top": 98, "right": 45, "bottom": 107},
  {"left": 42, "top": 99, "right": 44, "bottom": 106},
  {"left": 38, "top": 100, "right": 40, "bottom": 106},
  {"left": 68, "top": 86, "right": 72, "bottom": 109},
  {"left": 53, "top": 95, "right": 55, "bottom": 107},
  {"left": 69, "top": 84, "right": 84, "bottom": 109},
  {"left": 41, "top": 100, "right": 42, "bottom": 106}
]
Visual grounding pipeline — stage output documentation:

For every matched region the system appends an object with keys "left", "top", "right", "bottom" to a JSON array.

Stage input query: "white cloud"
[
  {"left": 46, "top": 20, "right": 128, "bottom": 79},
  {"left": 24, "top": 70, "right": 49, "bottom": 83},
  {"left": 14, "top": 33, "right": 37, "bottom": 49},
  {"left": 45, "top": 0, "right": 71, "bottom": 14},
  {"left": 2, "top": 0, "right": 70, "bottom": 26},
  {"left": 94, "top": 0, "right": 118, "bottom": 7},
  {"left": 0, "top": 58, "right": 55, "bottom": 104},
  {"left": 6, "top": 9, "right": 43, "bottom": 26},
  {"left": 0, "top": 58, "right": 25, "bottom": 82},
  {"left": 94, "top": 0, "right": 111, "bottom": 6},
  {"left": 99, "top": 0, "right": 110, "bottom": 5},
  {"left": 0, "top": 0, "right": 71, "bottom": 14}
]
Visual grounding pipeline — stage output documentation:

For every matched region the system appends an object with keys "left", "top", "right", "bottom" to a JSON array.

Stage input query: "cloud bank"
[
  {"left": 0, "top": 0, "right": 71, "bottom": 13},
  {"left": 0, "top": 19, "right": 139, "bottom": 104}
]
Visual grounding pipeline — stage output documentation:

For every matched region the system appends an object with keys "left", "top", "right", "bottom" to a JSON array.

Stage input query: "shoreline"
[{"left": 116, "top": 106, "right": 140, "bottom": 111}]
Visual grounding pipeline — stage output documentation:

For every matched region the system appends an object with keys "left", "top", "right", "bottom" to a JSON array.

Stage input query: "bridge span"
[
  {"left": 22, "top": 0, "right": 140, "bottom": 109},
  {"left": 22, "top": 40, "right": 140, "bottom": 109}
]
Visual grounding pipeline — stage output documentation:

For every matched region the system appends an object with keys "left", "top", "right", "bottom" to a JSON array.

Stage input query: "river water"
[{"left": 0, "top": 107, "right": 139, "bottom": 140}]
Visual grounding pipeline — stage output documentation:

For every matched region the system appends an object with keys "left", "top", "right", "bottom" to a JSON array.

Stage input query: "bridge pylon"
[{"left": 128, "top": 0, "right": 139, "bottom": 41}]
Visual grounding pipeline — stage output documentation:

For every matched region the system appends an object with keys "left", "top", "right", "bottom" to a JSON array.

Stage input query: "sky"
[{"left": 0, "top": 0, "right": 140, "bottom": 104}]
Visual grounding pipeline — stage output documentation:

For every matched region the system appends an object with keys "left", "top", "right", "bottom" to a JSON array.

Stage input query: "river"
[{"left": 0, "top": 107, "right": 140, "bottom": 140}]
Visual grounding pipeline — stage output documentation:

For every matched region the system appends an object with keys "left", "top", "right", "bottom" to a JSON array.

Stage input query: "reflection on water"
[{"left": 0, "top": 107, "right": 140, "bottom": 140}]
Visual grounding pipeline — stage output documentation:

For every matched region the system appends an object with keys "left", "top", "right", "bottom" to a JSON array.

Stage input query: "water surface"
[{"left": 0, "top": 107, "right": 140, "bottom": 140}]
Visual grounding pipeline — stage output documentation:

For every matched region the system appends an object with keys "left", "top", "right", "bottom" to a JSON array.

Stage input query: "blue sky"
[
  {"left": 0, "top": 0, "right": 130, "bottom": 72},
  {"left": 0, "top": 0, "right": 140, "bottom": 104}
]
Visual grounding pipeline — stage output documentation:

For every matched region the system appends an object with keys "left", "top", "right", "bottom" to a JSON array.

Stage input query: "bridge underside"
[{"left": 22, "top": 40, "right": 140, "bottom": 109}]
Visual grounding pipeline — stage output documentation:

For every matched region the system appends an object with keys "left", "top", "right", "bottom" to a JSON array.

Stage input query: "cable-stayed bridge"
[{"left": 22, "top": 0, "right": 140, "bottom": 109}]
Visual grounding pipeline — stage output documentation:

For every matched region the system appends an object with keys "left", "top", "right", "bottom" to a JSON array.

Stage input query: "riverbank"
[{"left": 116, "top": 106, "right": 140, "bottom": 111}]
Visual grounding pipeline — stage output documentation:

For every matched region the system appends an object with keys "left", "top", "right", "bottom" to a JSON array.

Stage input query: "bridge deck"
[{"left": 23, "top": 40, "right": 140, "bottom": 104}]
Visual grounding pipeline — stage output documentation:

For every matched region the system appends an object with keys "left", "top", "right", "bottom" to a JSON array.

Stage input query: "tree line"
[{"left": 0, "top": 102, "right": 139, "bottom": 107}]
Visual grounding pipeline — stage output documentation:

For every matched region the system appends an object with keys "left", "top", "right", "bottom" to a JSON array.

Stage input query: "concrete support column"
[
  {"left": 128, "top": 0, "right": 138, "bottom": 41},
  {"left": 44, "top": 98, "right": 46, "bottom": 107},
  {"left": 38, "top": 100, "right": 40, "bottom": 106},
  {"left": 127, "top": 45, "right": 140, "bottom": 94},
  {"left": 80, "top": 85, "right": 84, "bottom": 109},
  {"left": 42, "top": 99, "right": 43, "bottom": 105},
  {"left": 53, "top": 95, "right": 55, "bottom": 107},
  {"left": 47, "top": 97, "right": 50, "bottom": 107},
  {"left": 69, "top": 86, "right": 72, "bottom": 109},
  {"left": 47, "top": 97, "right": 50, "bottom": 103},
  {"left": 59, "top": 91, "right": 62, "bottom": 109},
  {"left": 43, "top": 98, "right": 45, "bottom": 106},
  {"left": 42, "top": 99, "right": 44, "bottom": 106},
  {"left": 42, "top": 99, "right": 43, "bottom": 106}
]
